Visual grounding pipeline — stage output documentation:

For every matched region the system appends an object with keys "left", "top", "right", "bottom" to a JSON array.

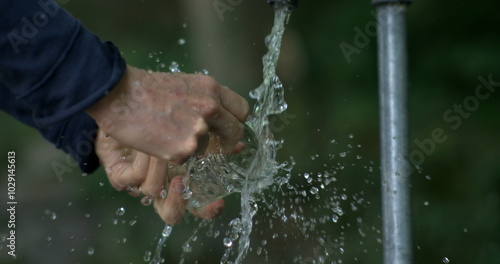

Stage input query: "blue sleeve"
[
  {"left": 0, "top": 88, "right": 100, "bottom": 173},
  {"left": 0, "top": 0, "right": 126, "bottom": 173}
]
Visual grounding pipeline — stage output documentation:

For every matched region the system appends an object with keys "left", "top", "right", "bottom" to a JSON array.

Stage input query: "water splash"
[
  {"left": 232, "top": 7, "right": 290, "bottom": 263},
  {"left": 149, "top": 224, "right": 173, "bottom": 264},
  {"left": 151, "top": 6, "right": 293, "bottom": 264}
]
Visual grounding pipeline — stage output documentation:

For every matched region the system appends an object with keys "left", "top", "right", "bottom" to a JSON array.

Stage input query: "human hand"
[
  {"left": 86, "top": 65, "right": 249, "bottom": 165},
  {"left": 95, "top": 129, "right": 225, "bottom": 225}
]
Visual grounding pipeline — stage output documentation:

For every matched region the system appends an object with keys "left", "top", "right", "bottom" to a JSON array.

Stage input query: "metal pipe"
[
  {"left": 267, "top": 0, "right": 298, "bottom": 13},
  {"left": 373, "top": 1, "right": 413, "bottom": 264}
]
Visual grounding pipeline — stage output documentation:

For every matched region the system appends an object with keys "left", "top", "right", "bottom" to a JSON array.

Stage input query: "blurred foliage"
[{"left": 1, "top": 0, "right": 500, "bottom": 263}]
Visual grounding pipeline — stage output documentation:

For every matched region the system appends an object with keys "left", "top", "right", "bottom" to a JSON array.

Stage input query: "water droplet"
[
  {"left": 442, "top": 257, "right": 450, "bottom": 263},
  {"left": 201, "top": 69, "right": 209, "bottom": 75},
  {"left": 116, "top": 207, "right": 125, "bottom": 216},
  {"left": 339, "top": 152, "right": 347, "bottom": 158},
  {"left": 423, "top": 201, "right": 429, "bottom": 206},
  {"left": 310, "top": 187, "right": 319, "bottom": 195},
  {"left": 178, "top": 38, "right": 186, "bottom": 45},
  {"left": 162, "top": 225, "right": 173, "bottom": 237},
  {"left": 129, "top": 220, "right": 137, "bottom": 226},
  {"left": 81, "top": 173, "right": 87, "bottom": 177},
  {"left": 87, "top": 247, "right": 94, "bottom": 256},
  {"left": 331, "top": 215, "right": 339, "bottom": 223},
  {"left": 143, "top": 251, "right": 152, "bottom": 262},
  {"left": 256, "top": 246, "right": 262, "bottom": 255},
  {"left": 348, "top": 134, "right": 354, "bottom": 139},
  {"left": 303, "top": 173, "right": 310, "bottom": 179},
  {"left": 341, "top": 194, "right": 348, "bottom": 200},
  {"left": 251, "top": 202, "right": 259, "bottom": 215},
  {"left": 281, "top": 215, "right": 288, "bottom": 222},
  {"left": 141, "top": 196, "right": 153, "bottom": 206},
  {"left": 169, "top": 61, "right": 181, "bottom": 73},
  {"left": 223, "top": 237, "right": 233, "bottom": 248},
  {"left": 119, "top": 156, "right": 126, "bottom": 162},
  {"left": 182, "top": 22, "right": 187, "bottom": 28},
  {"left": 425, "top": 175, "right": 432, "bottom": 181},
  {"left": 158, "top": 189, "right": 167, "bottom": 199},
  {"left": 44, "top": 209, "right": 57, "bottom": 220},
  {"left": 99, "top": 182, "right": 104, "bottom": 187},
  {"left": 46, "top": 236, "right": 52, "bottom": 241},
  {"left": 182, "top": 188, "right": 193, "bottom": 199},
  {"left": 183, "top": 242, "right": 192, "bottom": 252}
]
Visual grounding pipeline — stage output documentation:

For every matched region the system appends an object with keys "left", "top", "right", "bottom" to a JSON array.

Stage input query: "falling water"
[
  {"left": 148, "top": 6, "right": 290, "bottom": 264},
  {"left": 148, "top": 4, "right": 380, "bottom": 264},
  {"left": 234, "top": 6, "right": 289, "bottom": 263}
]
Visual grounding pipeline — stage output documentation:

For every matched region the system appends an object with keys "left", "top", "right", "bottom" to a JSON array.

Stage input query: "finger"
[
  {"left": 154, "top": 176, "right": 188, "bottom": 226},
  {"left": 188, "top": 199, "right": 225, "bottom": 219},
  {"left": 220, "top": 86, "right": 249, "bottom": 123},
  {"left": 110, "top": 152, "right": 150, "bottom": 192},
  {"left": 229, "top": 141, "right": 246, "bottom": 155},
  {"left": 95, "top": 130, "right": 134, "bottom": 169},
  {"left": 205, "top": 108, "right": 244, "bottom": 154},
  {"left": 166, "top": 110, "right": 209, "bottom": 165},
  {"left": 185, "top": 77, "right": 245, "bottom": 154},
  {"left": 140, "top": 157, "right": 168, "bottom": 197}
]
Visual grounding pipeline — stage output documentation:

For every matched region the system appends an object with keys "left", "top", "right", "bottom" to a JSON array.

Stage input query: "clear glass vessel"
[{"left": 182, "top": 123, "right": 259, "bottom": 208}]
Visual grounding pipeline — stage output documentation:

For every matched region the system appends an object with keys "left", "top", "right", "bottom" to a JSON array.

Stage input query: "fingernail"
[
  {"left": 212, "top": 206, "right": 222, "bottom": 216},
  {"left": 175, "top": 182, "right": 184, "bottom": 193}
]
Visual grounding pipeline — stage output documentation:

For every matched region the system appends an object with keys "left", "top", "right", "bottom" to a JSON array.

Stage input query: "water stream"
[
  {"left": 147, "top": 5, "right": 380, "bottom": 264},
  {"left": 149, "top": 6, "right": 290, "bottom": 264}
]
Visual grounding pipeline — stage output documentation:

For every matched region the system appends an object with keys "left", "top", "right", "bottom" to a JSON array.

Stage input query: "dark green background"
[{"left": 1, "top": 0, "right": 499, "bottom": 263}]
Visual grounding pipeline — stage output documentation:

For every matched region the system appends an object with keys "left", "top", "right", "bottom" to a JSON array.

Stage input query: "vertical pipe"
[{"left": 373, "top": 1, "right": 413, "bottom": 264}]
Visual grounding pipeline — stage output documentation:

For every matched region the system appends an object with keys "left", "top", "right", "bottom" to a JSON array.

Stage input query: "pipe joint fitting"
[
  {"left": 372, "top": 0, "right": 412, "bottom": 7},
  {"left": 267, "top": 0, "right": 298, "bottom": 13}
]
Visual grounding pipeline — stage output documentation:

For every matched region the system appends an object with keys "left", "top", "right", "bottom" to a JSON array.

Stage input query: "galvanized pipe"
[{"left": 373, "top": 1, "right": 413, "bottom": 264}]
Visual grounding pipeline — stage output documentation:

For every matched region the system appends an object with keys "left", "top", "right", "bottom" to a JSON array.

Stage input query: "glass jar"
[{"left": 182, "top": 123, "right": 259, "bottom": 208}]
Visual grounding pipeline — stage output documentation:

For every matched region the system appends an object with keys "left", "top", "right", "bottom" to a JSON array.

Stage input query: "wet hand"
[
  {"left": 95, "top": 129, "right": 225, "bottom": 225},
  {"left": 86, "top": 65, "right": 249, "bottom": 165}
]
